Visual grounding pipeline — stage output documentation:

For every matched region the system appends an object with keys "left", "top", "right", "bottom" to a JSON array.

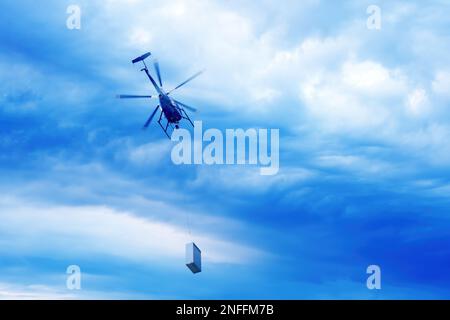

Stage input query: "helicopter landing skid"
[
  {"left": 157, "top": 108, "right": 195, "bottom": 139},
  {"left": 179, "top": 107, "right": 195, "bottom": 128},
  {"left": 157, "top": 110, "right": 175, "bottom": 139}
]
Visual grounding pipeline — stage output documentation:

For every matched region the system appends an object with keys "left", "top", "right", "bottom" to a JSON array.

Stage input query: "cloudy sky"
[{"left": 1, "top": 0, "right": 450, "bottom": 299}]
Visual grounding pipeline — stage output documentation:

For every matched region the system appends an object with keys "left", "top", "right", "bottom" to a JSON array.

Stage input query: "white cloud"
[
  {"left": 0, "top": 281, "right": 144, "bottom": 300},
  {"left": 129, "top": 27, "right": 153, "bottom": 47},
  {"left": 191, "top": 166, "right": 315, "bottom": 194},
  {"left": 405, "top": 88, "right": 429, "bottom": 116},
  {"left": 341, "top": 61, "right": 406, "bottom": 95},
  {"left": 0, "top": 197, "right": 263, "bottom": 266},
  {"left": 396, "top": 123, "right": 450, "bottom": 165},
  {"left": 432, "top": 71, "right": 450, "bottom": 98},
  {"left": 316, "top": 154, "right": 397, "bottom": 178},
  {"left": 124, "top": 140, "right": 172, "bottom": 166},
  {"left": 0, "top": 283, "right": 76, "bottom": 300},
  {"left": 299, "top": 59, "right": 409, "bottom": 132},
  {"left": 88, "top": 0, "right": 351, "bottom": 111}
]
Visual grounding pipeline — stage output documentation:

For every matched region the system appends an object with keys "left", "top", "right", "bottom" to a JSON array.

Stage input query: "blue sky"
[{"left": 1, "top": 0, "right": 450, "bottom": 299}]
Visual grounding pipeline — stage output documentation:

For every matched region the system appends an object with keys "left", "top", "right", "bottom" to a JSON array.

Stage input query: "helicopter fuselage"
[{"left": 159, "top": 93, "right": 182, "bottom": 124}]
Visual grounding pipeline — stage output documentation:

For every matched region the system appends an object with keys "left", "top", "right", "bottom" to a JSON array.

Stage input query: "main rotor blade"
[
  {"left": 117, "top": 95, "right": 153, "bottom": 99},
  {"left": 175, "top": 100, "right": 197, "bottom": 113},
  {"left": 142, "top": 68, "right": 164, "bottom": 96},
  {"left": 143, "top": 106, "right": 160, "bottom": 129},
  {"left": 168, "top": 70, "right": 204, "bottom": 94},
  {"left": 154, "top": 60, "right": 163, "bottom": 87},
  {"left": 132, "top": 52, "right": 151, "bottom": 64}
]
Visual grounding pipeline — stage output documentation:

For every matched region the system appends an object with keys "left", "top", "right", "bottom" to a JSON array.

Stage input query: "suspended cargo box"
[{"left": 186, "top": 242, "right": 201, "bottom": 274}]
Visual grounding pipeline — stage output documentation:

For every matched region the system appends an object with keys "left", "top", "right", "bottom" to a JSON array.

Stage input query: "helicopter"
[{"left": 117, "top": 52, "right": 203, "bottom": 138}]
